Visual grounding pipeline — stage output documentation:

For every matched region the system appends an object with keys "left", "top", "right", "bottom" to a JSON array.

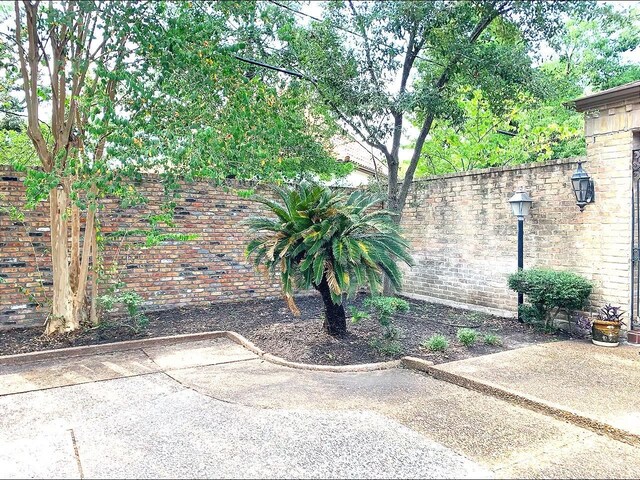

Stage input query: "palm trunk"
[
  {"left": 382, "top": 276, "right": 394, "bottom": 296},
  {"left": 315, "top": 277, "right": 346, "bottom": 336}
]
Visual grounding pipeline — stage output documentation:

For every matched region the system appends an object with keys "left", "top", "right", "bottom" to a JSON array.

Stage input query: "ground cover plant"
[
  {"left": 456, "top": 328, "right": 478, "bottom": 347},
  {"left": 422, "top": 334, "right": 449, "bottom": 352},
  {"left": 483, "top": 334, "right": 501, "bottom": 346}
]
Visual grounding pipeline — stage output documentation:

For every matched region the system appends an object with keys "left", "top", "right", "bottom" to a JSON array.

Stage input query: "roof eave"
[{"left": 567, "top": 81, "right": 640, "bottom": 112}]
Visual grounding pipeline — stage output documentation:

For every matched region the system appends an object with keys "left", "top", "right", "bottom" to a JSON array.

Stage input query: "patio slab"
[
  {"left": 0, "top": 349, "right": 157, "bottom": 395},
  {"left": 168, "top": 356, "right": 640, "bottom": 479},
  {"left": 2, "top": 336, "right": 640, "bottom": 478},
  {"left": 431, "top": 340, "right": 640, "bottom": 440},
  {"left": 0, "top": 338, "right": 257, "bottom": 396},
  {"left": 0, "top": 372, "right": 490, "bottom": 479}
]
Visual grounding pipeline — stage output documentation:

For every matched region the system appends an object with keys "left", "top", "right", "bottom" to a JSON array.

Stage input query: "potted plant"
[{"left": 591, "top": 304, "right": 624, "bottom": 347}]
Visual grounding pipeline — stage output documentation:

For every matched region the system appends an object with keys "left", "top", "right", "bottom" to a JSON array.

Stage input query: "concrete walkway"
[
  {"left": 431, "top": 340, "right": 640, "bottom": 444},
  {"left": 1, "top": 338, "right": 639, "bottom": 479}
]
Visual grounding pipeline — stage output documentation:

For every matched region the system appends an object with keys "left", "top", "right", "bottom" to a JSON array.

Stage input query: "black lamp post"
[
  {"left": 509, "top": 189, "right": 533, "bottom": 318},
  {"left": 571, "top": 161, "right": 595, "bottom": 211}
]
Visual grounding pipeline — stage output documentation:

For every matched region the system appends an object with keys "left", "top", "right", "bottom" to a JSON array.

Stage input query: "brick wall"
[
  {"left": 400, "top": 92, "right": 639, "bottom": 323},
  {"left": 2, "top": 90, "right": 638, "bottom": 329},
  {"left": 400, "top": 158, "right": 587, "bottom": 316},
  {"left": 0, "top": 168, "right": 284, "bottom": 329}
]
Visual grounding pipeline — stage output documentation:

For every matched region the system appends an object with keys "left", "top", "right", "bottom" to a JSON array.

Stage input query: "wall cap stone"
[
  {"left": 571, "top": 80, "right": 640, "bottom": 113},
  {"left": 410, "top": 156, "right": 585, "bottom": 185}
]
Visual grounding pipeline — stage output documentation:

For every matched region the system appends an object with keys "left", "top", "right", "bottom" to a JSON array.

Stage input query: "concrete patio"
[
  {"left": 430, "top": 340, "right": 640, "bottom": 443},
  {"left": 1, "top": 336, "right": 639, "bottom": 479}
]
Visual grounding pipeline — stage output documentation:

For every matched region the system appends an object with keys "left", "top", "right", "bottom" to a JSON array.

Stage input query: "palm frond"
[
  {"left": 246, "top": 183, "right": 413, "bottom": 316},
  {"left": 325, "top": 261, "right": 342, "bottom": 295}
]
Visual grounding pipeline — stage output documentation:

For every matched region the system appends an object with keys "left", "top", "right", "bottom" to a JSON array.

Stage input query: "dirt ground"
[{"left": 0, "top": 293, "right": 569, "bottom": 365}]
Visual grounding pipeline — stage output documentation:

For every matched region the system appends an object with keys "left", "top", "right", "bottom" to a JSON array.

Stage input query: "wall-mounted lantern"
[{"left": 571, "top": 161, "right": 595, "bottom": 211}]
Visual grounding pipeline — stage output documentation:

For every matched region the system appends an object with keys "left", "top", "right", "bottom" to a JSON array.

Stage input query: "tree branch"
[
  {"left": 16, "top": 0, "right": 52, "bottom": 171},
  {"left": 347, "top": 0, "right": 380, "bottom": 89},
  {"left": 396, "top": 8, "right": 501, "bottom": 215}
]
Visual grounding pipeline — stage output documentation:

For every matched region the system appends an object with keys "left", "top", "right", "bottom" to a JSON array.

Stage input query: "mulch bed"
[{"left": 0, "top": 293, "right": 569, "bottom": 365}]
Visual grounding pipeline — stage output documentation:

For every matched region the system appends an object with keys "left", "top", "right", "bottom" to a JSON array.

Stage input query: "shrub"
[
  {"left": 98, "top": 289, "right": 148, "bottom": 333},
  {"left": 364, "top": 296, "right": 409, "bottom": 340},
  {"left": 508, "top": 268, "right": 592, "bottom": 330},
  {"left": 456, "top": 328, "right": 477, "bottom": 347},
  {"left": 483, "top": 333, "right": 501, "bottom": 346},
  {"left": 422, "top": 334, "right": 449, "bottom": 352}
]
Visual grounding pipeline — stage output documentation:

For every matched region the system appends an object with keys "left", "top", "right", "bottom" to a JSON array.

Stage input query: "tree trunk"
[
  {"left": 45, "top": 184, "right": 97, "bottom": 335},
  {"left": 382, "top": 276, "right": 394, "bottom": 296},
  {"left": 383, "top": 151, "right": 401, "bottom": 297},
  {"left": 46, "top": 187, "right": 79, "bottom": 334},
  {"left": 314, "top": 277, "right": 346, "bottom": 336}
]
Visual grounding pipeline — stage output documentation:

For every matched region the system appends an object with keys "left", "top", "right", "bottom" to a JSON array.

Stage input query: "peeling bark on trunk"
[
  {"left": 15, "top": 2, "right": 106, "bottom": 335},
  {"left": 46, "top": 187, "right": 77, "bottom": 334},
  {"left": 315, "top": 278, "right": 347, "bottom": 336},
  {"left": 45, "top": 183, "right": 98, "bottom": 335}
]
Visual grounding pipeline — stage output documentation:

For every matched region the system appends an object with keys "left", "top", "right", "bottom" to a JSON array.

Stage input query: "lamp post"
[{"left": 509, "top": 189, "right": 533, "bottom": 319}]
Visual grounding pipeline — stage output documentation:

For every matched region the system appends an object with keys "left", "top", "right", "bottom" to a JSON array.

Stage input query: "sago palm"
[{"left": 246, "top": 182, "right": 413, "bottom": 336}]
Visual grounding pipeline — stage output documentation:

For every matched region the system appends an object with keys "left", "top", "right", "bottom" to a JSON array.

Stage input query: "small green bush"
[
  {"left": 353, "top": 296, "right": 409, "bottom": 340},
  {"left": 456, "top": 328, "right": 477, "bottom": 347},
  {"left": 348, "top": 305, "right": 369, "bottom": 323},
  {"left": 99, "top": 289, "right": 148, "bottom": 333},
  {"left": 508, "top": 268, "right": 592, "bottom": 330},
  {"left": 369, "top": 337, "right": 403, "bottom": 356},
  {"left": 483, "top": 333, "right": 501, "bottom": 346},
  {"left": 422, "top": 334, "right": 449, "bottom": 352}
]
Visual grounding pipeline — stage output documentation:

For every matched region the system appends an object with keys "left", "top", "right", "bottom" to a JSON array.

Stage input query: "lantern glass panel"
[{"left": 572, "top": 178, "right": 587, "bottom": 203}]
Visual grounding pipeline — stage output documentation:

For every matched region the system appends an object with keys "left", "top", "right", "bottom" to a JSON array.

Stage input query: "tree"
[
  {"left": 413, "top": 88, "right": 584, "bottom": 176},
  {"left": 246, "top": 182, "right": 413, "bottom": 336},
  {"left": 268, "top": 0, "right": 593, "bottom": 219},
  {"left": 545, "top": 3, "right": 640, "bottom": 92},
  {"left": 7, "top": 1, "right": 347, "bottom": 334},
  {"left": 412, "top": 2, "right": 639, "bottom": 176}
]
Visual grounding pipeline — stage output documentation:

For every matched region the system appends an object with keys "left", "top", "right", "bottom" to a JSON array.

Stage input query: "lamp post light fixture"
[
  {"left": 509, "top": 189, "right": 533, "bottom": 318},
  {"left": 571, "top": 160, "right": 595, "bottom": 211}
]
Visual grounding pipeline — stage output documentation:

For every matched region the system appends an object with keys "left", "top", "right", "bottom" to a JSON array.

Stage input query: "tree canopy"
[
  {"left": 257, "top": 0, "right": 595, "bottom": 216},
  {"left": 412, "top": 2, "right": 640, "bottom": 176},
  {"left": 1, "top": 0, "right": 348, "bottom": 334}
]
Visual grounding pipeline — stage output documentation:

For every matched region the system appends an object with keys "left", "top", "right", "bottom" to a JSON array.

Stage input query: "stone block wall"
[{"left": 0, "top": 168, "right": 283, "bottom": 329}]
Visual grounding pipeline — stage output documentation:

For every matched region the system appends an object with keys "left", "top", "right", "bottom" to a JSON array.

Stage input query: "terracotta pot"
[{"left": 591, "top": 319, "right": 621, "bottom": 347}]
